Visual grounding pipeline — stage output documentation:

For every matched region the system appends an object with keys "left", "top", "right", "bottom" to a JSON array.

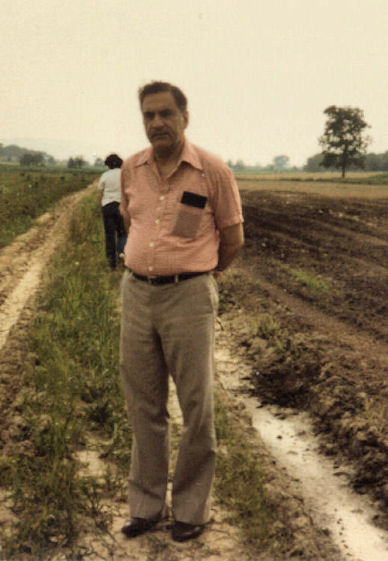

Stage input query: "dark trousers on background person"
[{"left": 102, "top": 201, "right": 127, "bottom": 269}]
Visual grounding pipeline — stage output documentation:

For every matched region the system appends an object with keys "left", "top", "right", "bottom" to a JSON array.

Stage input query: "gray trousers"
[{"left": 120, "top": 270, "right": 219, "bottom": 525}]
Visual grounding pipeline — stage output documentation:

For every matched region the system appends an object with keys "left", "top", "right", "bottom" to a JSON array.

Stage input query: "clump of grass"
[
  {"left": 247, "top": 314, "right": 281, "bottom": 339},
  {"left": 290, "top": 268, "right": 329, "bottom": 292},
  {"left": 214, "top": 394, "right": 275, "bottom": 548}
]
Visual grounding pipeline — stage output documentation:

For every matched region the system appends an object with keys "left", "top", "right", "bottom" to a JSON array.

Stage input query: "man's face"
[{"left": 141, "top": 91, "right": 188, "bottom": 157}]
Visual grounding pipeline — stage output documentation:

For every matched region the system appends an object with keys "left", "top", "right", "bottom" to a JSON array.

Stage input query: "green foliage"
[
  {"left": 290, "top": 268, "right": 330, "bottom": 292},
  {"left": 0, "top": 168, "right": 99, "bottom": 247},
  {"left": 0, "top": 143, "right": 54, "bottom": 165},
  {"left": 247, "top": 314, "right": 281, "bottom": 339},
  {"left": 1, "top": 196, "right": 130, "bottom": 559},
  {"left": 305, "top": 151, "right": 388, "bottom": 173},
  {"left": 214, "top": 397, "right": 274, "bottom": 546},
  {"left": 304, "top": 152, "right": 326, "bottom": 172},
  {"left": 67, "top": 156, "right": 86, "bottom": 169},
  {"left": 319, "top": 105, "right": 371, "bottom": 178},
  {"left": 364, "top": 151, "right": 388, "bottom": 171},
  {"left": 19, "top": 152, "right": 44, "bottom": 166},
  {"left": 272, "top": 155, "right": 290, "bottom": 170}
]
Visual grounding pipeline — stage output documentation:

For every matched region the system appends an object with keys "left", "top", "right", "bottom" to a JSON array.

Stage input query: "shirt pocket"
[{"left": 172, "top": 204, "right": 204, "bottom": 238}]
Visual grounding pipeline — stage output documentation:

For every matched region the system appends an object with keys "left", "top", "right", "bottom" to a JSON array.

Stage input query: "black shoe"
[
  {"left": 121, "top": 517, "right": 159, "bottom": 538},
  {"left": 171, "top": 521, "right": 204, "bottom": 542}
]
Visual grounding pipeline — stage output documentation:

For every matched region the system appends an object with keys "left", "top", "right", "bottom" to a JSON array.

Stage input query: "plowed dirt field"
[{"left": 228, "top": 177, "right": 388, "bottom": 526}]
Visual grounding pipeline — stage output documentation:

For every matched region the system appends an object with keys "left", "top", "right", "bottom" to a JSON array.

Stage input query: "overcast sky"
[{"left": 1, "top": 0, "right": 387, "bottom": 166}]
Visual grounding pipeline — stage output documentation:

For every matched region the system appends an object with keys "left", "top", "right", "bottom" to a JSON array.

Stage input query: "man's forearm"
[
  {"left": 217, "top": 241, "right": 242, "bottom": 271},
  {"left": 216, "top": 223, "right": 244, "bottom": 272}
]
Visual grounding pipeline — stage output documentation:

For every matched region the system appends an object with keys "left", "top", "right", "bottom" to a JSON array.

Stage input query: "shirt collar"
[{"left": 134, "top": 139, "right": 203, "bottom": 171}]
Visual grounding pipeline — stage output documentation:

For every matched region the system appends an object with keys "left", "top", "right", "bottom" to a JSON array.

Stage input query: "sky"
[{"left": 1, "top": 0, "right": 388, "bottom": 167}]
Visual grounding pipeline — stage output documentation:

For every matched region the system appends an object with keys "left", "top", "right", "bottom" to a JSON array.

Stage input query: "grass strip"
[
  {"left": 0, "top": 168, "right": 99, "bottom": 247},
  {"left": 1, "top": 195, "right": 130, "bottom": 559},
  {"left": 214, "top": 393, "right": 275, "bottom": 548}
]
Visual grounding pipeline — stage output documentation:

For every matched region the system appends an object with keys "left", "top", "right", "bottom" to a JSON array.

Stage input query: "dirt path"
[
  {"left": 0, "top": 186, "right": 350, "bottom": 560},
  {"left": 0, "top": 183, "right": 96, "bottom": 349}
]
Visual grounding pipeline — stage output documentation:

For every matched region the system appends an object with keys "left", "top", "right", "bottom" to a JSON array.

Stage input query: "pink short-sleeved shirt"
[{"left": 120, "top": 140, "right": 243, "bottom": 276}]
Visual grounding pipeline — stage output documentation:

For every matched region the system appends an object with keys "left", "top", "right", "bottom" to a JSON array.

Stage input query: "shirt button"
[
  {"left": 155, "top": 219, "right": 160, "bottom": 224},
  {"left": 159, "top": 195, "right": 165, "bottom": 201},
  {"left": 148, "top": 266, "right": 154, "bottom": 272},
  {"left": 149, "top": 242, "right": 154, "bottom": 248}
]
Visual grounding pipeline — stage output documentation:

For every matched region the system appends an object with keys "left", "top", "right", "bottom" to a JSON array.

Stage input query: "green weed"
[
  {"left": 290, "top": 268, "right": 330, "bottom": 292},
  {"left": 247, "top": 314, "right": 281, "bottom": 339},
  {"left": 214, "top": 396, "right": 274, "bottom": 547}
]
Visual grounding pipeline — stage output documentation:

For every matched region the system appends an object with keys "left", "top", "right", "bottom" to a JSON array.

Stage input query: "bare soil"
[
  {"left": 1, "top": 178, "right": 387, "bottom": 559},
  {"left": 231, "top": 180, "right": 388, "bottom": 525}
]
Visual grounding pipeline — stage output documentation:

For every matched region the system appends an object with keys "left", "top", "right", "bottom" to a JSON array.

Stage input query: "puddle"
[{"left": 244, "top": 399, "right": 388, "bottom": 561}]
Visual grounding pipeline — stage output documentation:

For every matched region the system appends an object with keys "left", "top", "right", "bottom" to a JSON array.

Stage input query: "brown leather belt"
[{"left": 131, "top": 271, "right": 206, "bottom": 285}]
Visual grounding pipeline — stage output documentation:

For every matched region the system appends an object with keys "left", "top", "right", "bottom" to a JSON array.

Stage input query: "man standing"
[
  {"left": 97, "top": 153, "right": 126, "bottom": 270},
  {"left": 119, "top": 81, "right": 244, "bottom": 542}
]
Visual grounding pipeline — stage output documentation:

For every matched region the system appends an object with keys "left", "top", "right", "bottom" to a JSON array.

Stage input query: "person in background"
[
  {"left": 119, "top": 81, "right": 244, "bottom": 542},
  {"left": 98, "top": 153, "right": 126, "bottom": 270}
]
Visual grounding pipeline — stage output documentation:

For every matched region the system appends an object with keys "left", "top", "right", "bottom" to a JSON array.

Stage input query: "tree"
[
  {"left": 93, "top": 157, "right": 105, "bottom": 167},
  {"left": 365, "top": 151, "right": 388, "bottom": 171},
  {"left": 272, "top": 155, "right": 290, "bottom": 170},
  {"left": 67, "top": 155, "right": 86, "bottom": 169},
  {"left": 304, "top": 153, "right": 325, "bottom": 172},
  {"left": 319, "top": 105, "right": 371, "bottom": 178},
  {"left": 19, "top": 152, "right": 44, "bottom": 166},
  {"left": 234, "top": 159, "right": 246, "bottom": 171}
]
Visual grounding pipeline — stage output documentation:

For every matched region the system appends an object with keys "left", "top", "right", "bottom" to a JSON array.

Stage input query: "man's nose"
[{"left": 151, "top": 113, "right": 164, "bottom": 127}]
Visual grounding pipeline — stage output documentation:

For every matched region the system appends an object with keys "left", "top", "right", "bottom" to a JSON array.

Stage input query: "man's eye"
[
  {"left": 160, "top": 110, "right": 172, "bottom": 118},
  {"left": 144, "top": 112, "right": 154, "bottom": 120}
]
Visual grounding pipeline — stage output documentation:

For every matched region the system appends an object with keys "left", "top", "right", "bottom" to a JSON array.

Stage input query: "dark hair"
[
  {"left": 104, "top": 154, "right": 123, "bottom": 169},
  {"left": 138, "top": 81, "right": 188, "bottom": 113}
]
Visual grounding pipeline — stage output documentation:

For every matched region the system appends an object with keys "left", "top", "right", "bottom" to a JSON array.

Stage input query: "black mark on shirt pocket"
[{"left": 181, "top": 191, "right": 207, "bottom": 209}]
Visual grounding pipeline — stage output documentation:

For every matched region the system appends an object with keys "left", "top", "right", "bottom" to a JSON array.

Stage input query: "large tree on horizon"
[{"left": 319, "top": 105, "right": 371, "bottom": 178}]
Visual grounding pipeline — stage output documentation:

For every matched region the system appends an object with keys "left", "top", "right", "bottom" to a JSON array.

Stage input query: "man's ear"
[{"left": 182, "top": 110, "right": 189, "bottom": 129}]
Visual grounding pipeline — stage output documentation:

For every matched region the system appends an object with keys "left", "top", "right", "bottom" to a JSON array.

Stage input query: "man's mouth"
[{"left": 152, "top": 132, "right": 169, "bottom": 140}]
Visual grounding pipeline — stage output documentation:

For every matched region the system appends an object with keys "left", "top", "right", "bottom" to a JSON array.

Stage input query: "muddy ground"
[
  {"left": 231, "top": 179, "right": 388, "bottom": 524},
  {"left": 0, "top": 178, "right": 387, "bottom": 560}
]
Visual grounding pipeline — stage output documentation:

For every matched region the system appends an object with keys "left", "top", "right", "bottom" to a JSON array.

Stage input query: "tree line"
[
  {"left": 304, "top": 150, "right": 388, "bottom": 173},
  {"left": 0, "top": 144, "right": 105, "bottom": 169},
  {"left": 1, "top": 105, "right": 383, "bottom": 177}
]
